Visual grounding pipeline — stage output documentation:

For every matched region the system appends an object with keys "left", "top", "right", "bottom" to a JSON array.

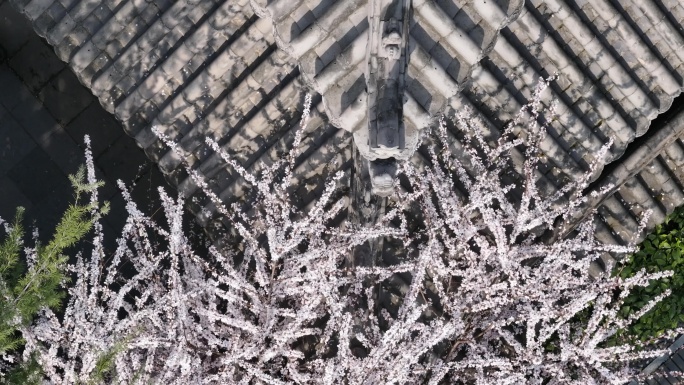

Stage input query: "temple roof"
[{"left": 8, "top": 0, "right": 684, "bottom": 276}]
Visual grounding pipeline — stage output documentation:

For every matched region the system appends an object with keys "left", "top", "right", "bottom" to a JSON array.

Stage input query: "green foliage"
[
  {"left": 0, "top": 209, "right": 26, "bottom": 354},
  {"left": 86, "top": 336, "right": 133, "bottom": 385},
  {"left": 0, "top": 166, "right": 107, "bottom": 383},
  {"left": 615, "top": 205, "right": 684, "bottom": 340},
  {"left": 1, "top": 355, "right": 42, "bottom": 385}
]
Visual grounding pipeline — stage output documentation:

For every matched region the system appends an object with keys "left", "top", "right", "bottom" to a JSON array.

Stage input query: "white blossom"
[{"left": 16, "top": 87, "right": 684, "bottom": 384}]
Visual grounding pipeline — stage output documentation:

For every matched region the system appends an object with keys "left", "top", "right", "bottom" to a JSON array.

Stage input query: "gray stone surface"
[
  {"left": 65, "top": 102, "right": 123, "bottom": 158},
  {"left": 0, "top": 61, "right": 35, "bottom": 109},
  {"left": 39, "top": 67, "right": 94, "bottom": 125},
  {"left": 0, "top": 104, "right": 37, "bottom": 174},
  {"left": 9, "top": 33, "right": 64, "bottom": 92},
  {"left": 0, "top": 2, "right": 183, "bottom": 253},
  {"left": 0, "top": 0, "right": 33, "bottom": 56}
]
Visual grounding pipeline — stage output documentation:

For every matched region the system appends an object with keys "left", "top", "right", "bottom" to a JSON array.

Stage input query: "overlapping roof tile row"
[{"left": 8, "top": 0, "right": 684, "bottom": 274}]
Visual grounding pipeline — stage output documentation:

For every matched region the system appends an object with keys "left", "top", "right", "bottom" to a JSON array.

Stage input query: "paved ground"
[{"left": 0, "top": 1, "right": 199, "bottom": 254}]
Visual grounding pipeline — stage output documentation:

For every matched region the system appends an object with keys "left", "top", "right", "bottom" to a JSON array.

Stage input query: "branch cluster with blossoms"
[{"left": 7, "top": 83, "right": 684, "bottom": 384}]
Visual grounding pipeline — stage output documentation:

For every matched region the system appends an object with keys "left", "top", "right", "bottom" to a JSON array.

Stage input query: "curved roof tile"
[{"left": 7, "top": 0, "right": 684, "bottom": 273}]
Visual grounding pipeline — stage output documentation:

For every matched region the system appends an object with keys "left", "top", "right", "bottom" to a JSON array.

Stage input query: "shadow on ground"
[{"left": 0, "top": 1, "right": 207, "bottom": 255}]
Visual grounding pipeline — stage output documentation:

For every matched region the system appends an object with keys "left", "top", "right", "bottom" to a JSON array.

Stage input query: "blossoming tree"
[{"left": 4, "top": 85, "right": 684, "bottom": 384}]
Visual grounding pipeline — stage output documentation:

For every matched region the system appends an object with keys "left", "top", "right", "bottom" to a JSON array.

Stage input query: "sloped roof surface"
[{"left": 7, "top": 0, "right": 684, "bottom": 271}]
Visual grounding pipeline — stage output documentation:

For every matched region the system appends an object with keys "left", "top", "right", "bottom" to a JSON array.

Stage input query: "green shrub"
[
  {"left": 616, "top": 205, "right": 684, "bottom": 340},
  {"left": 0, "top": 166, "right": 107, "bottom": 384}
]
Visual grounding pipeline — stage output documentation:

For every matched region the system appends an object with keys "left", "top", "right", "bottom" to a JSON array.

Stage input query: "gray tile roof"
[
  {"left": 630, "top": 335, "right": 684, "bottom": 385},
  {"left": 5, "top": 0, "right": 684, "bottom": 265}
]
